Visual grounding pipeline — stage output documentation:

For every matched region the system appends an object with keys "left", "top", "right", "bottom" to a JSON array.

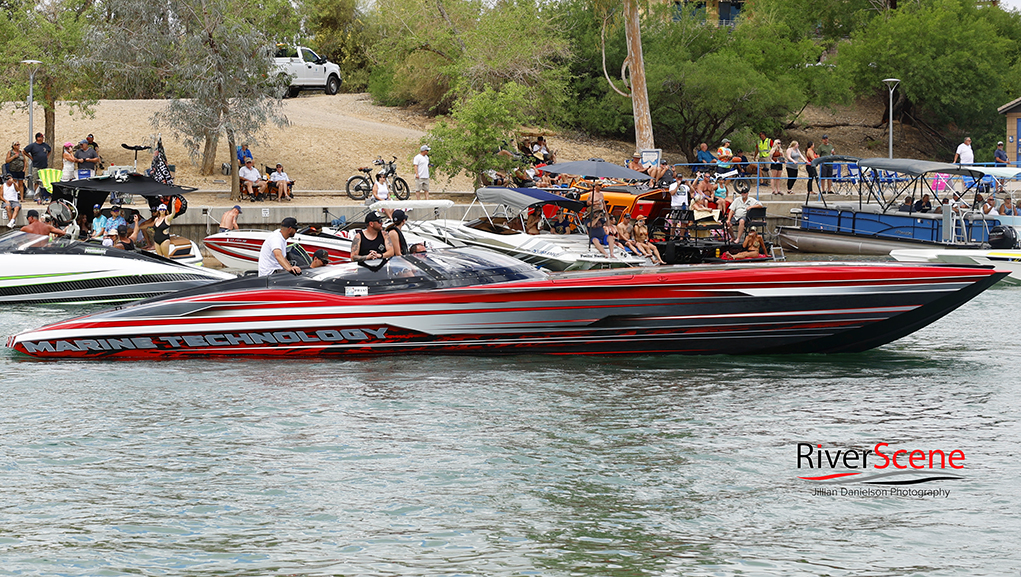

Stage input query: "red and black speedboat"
[{"left": 6, "top": 247, "right": 1005, "bottom": 359}]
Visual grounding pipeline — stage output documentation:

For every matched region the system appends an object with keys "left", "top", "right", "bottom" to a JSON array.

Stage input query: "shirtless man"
[
  {"left": 586, "top": 183, "right": 606, "bottom": 216},
  {"left": 20, "top": 210, "right": 66, "bottom": 236},
  {"left": 219, "top": 205, "right": 242, "bottom": 232},
  {"left": 628, "top": 152, "right": 668, "bottom": 186},
  {"left": 615, "top": 214, "right": 646, "bottom": 257}
]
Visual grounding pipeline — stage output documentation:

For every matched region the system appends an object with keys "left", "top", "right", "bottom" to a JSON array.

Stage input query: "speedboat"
[
  {"left": 203, "top": 201, "right": 453, "bottom": 269},
  {"left": 407, "top": 188, "right": 646, "bottom": 270},
  {"left": 890, "top": 248, "right": 1021, "bottom": 285},
  {"left": 6, "top": 247, "right": 1006, "bottom": 358},
  {"left": 0, "top": 231, "right": 235, "bottom": 305}
]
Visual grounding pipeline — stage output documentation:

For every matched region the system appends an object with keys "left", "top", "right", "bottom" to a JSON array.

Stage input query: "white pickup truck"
[{"left": 274, "top": 45, "right": 343, "bottom": 97}]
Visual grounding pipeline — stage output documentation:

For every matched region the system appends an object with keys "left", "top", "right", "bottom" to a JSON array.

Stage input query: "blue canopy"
[{"left": 476, "top": 187, "right": 585, "bottom": 213}]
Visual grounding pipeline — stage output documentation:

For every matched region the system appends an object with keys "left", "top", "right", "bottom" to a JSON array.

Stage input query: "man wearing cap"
[
  {"left": 90, "top": 204, "right": 108, "bottom": 238},
  {"left": 3, "top": 173, "right": 21, "bottom": 228},
  {"left": 413, "top": 145, "right": 430, "bottom": 200},
  {"left": 219, "top": 205, "right": 242, "bottom": 233},
  {"left": 73, "top": 139, "right": 100, "bottom": 177},
  {"left": 239, "top": 159, "right": 265, "bottom": 200},
  {"left": 24, "top": 132, "right": 51, "bottom": 198},
  {"left": 259, "top": 217, "right": 301, "bottom": 276},
  {"left": 816, "top": 135, "right": 836, "bottom": 194},
  {"left": 994, "top": 141, "right": 1009, "bottom": 167},
  {"left": 268, "top": 163, "right": 293, "bottom": 201},
  {"left": 727, "top": 188, "right": 763, "bottom": 242},
  {"left": 310, "top": 249, "right": 330, "bottom": 269},
  {"left": 350, "top": 212, "right": 392, "bottom": 262},
  {"left": 105, "top": 205, "right": 126, "bottom": 234},
  {"left": 20, "top": 210, "right": 65, "bottom": 237}
]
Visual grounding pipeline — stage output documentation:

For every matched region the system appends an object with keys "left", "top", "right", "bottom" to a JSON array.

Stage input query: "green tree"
[
  {"left": 838, "top": 0, "right": 1018, "bottom": 152},
  {"left": 93, "top": 0, "right": 288, "bottom": 198},
  {"left": 306, "top": 0, "right": 377, "bottom": 92},
  {"left": 425, "top": 82, "right": 533, "bottom": 186},
  {"left": 0, "top": 0, "right": 97, "bottom": 147}
]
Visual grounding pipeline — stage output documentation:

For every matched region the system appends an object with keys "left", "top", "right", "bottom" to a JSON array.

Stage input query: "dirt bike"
[{"left": 346, "top": 156, "right": 410, "bottom": 201}]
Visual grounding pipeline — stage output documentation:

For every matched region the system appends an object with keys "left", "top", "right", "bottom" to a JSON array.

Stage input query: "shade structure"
[
  {"left": 475, "top": 187, "right": 585, "bottom": 213},
  {"left": 537, "top": 160, "right": 649, "bottom": 180}
]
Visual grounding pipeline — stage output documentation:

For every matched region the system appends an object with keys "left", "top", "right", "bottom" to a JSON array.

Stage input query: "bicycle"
[{"left": 346, "top": 156, "right": 410, "bottom": 201}]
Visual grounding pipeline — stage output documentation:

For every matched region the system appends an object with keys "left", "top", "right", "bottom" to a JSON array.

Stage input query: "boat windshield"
[
  {"left": 0, "top": 232, "right": 73, "bottom": 252},
  {"left": 305, "top": 247, "right": 545, "bottom": 294}
]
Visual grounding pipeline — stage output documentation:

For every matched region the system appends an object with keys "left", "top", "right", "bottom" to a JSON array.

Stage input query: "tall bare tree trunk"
[
  {"left": 41, "top": 79, "right": 56, "bottom": 152},
  {"left": 624, "top": 0, "right": 654, "bottom": 152},
  {"left": 226, "top": 129, "right": 240, "bottom": 201}
]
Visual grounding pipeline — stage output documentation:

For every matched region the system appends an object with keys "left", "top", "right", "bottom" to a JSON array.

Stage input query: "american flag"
[{"left": 150, "top": 137, "right": 174, "bottom": 185}]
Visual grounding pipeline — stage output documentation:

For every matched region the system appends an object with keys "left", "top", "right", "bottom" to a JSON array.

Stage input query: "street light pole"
[
  {"left": 883, "top": 78, "right": 900, "bottom": 159},
  {"left": 21, "top": 60, "right": 43, "bottom": 144}
]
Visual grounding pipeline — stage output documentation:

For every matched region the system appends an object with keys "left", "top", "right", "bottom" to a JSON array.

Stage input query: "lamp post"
[
  {"left": 21, "top": 60, "right": 43, "bottom": 144},
  {"left": 883, "top": 78, "right": 900, "bottom": 159}
]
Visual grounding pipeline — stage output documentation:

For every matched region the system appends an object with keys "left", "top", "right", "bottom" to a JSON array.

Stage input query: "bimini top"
[
  {"left": 476, "top": 187, "right": 585, "bottom": 213},
  {"left": 859, "top": 157, "right": 1021, "bottom": 179}
]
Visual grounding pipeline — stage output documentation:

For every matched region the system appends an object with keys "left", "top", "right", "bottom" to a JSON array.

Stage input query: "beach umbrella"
[{"left": 539, "top": 160, "right": 649, "bottom": 180}]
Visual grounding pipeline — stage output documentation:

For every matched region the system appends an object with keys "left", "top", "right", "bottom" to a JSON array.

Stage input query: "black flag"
[{"left": 150, "top": 137, "right": 174, "bottom": 185}]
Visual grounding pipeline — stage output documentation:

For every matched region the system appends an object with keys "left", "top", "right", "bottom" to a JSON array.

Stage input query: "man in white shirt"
[
  {"left": 413, "top": 145, "right": 430, "bottom": 200},
  {"left": 953, "top": 137, "right": 974, "bottom": 165},
  {"left": 727, "top": 189, "right": 763, "bottom": 241},
  {"left": 238, "top": 159, "right": 265, "bottom": 200},
  {"left": 3, "top": 173, "right": 21, "bottom": 228},
  {"left": 258, "top": 217, "right": 301, "bottom": 276}
]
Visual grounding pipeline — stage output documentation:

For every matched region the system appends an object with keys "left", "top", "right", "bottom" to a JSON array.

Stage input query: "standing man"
[
  {"left": 219, "top": 205, "right": 242, "bottom": 232},
  {"left": 816, "top": 135, "right": 836, "bottom": 194},
  {"left": 413, "top": 145, "right": 430, "bottom": 200},
  {"left": 74, "top": 140, "right": 100, "bottom": 177},
  {"left": 349, "top": 212, "right": 392, "bottom": 262},
  {"left": 994, "top": 141, "right": 1009, "bottom": 167},
  {"left": 258, "top": 216, "right": 301, "bottom": 276},
  {"left": 952, "top": 137, "right": 973, "bottom": 165},
  {"left": 24, "top": 132, "right": 51, "bottom": 198},
  {"left": 3, "top": 174, "right": 22, "bottom": 228}
]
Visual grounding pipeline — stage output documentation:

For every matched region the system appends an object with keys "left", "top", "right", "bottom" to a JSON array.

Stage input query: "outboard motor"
[{"left": 987, "top": 225, "right": 1018, "bottom": 249}]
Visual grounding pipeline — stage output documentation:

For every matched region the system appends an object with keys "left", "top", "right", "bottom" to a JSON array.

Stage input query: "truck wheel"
[
  {"left": 326, "top": 75, "right": 341, "bottom": 95},
  {"left": 286, "top": 86, "right": 300, "bottom": 99}
]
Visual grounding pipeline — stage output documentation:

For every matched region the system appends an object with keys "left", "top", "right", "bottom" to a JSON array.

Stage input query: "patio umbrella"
[{"left": 538, "top": 160, "right": 649, "bottom": 180}]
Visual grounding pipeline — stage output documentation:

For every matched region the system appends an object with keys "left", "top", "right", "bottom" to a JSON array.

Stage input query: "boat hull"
[
  {"left": 8, "top": 262, "right": 1005, "bottom": 358},
  {"left": 776, "top": 227, "right": 960, "bottom": 255}
]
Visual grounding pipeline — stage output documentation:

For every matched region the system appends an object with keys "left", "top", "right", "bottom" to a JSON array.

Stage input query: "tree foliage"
[
  {"left": 92, "top": 0, "right": 288, "bottom": 193},
  {"left": 0, "top": 0, "right": 97, "bottom": 146},
  {"left": 425, "top": 82, "right": 533, "bottom": 186},
  {"left": 307, "top": 0, "right": 376, "bottom": 92},
  {"left": 369, "top": 0, "right": 570, "bottom": 117},
  {"left": 838, "top": 0, "right": 1020, "bottom": 153}
]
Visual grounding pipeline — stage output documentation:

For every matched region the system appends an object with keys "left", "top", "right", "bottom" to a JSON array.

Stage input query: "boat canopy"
[
  {"left": 811, "top": 154, "right": 861, "bottom": 167},
  {"left": 476, "top": 187, "right": 585, "bottom": 213},
  {"left": 858, "top": 158, "right": 1021, "bottom": 179},
  {"left": 51, "top": 174, "right": 199, "bottom": 222}
]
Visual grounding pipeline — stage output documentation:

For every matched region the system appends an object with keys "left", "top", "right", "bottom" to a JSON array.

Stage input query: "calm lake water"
[{"left": 2, "top": 282, "right": 1020, "bottom": 576}]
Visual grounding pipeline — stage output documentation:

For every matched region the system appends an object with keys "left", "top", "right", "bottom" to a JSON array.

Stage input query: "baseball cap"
[
  {"left": 998, "top": 141, "right": 1004, "bottom": 145},
  {"left": 420, "top": 145, "right": 430, "bottom": 151},
  {"left": 822, "top": 134, "right": 829, "bottom": 139},
  {"left": 157, "top": 204, "right": 168, "bottom": 211},
  {"left": 79, "top": 139, "right": 88, "bottom": 144},
  {"left": 5, "top": 174, "right": 13, "bottom": 181},
  {"left": 722, "top": 138, "right": 731, "bottom": 143},
  {"left": 64, "top": 142, "right": 73, "bottom": 148},
  {"left": 93, "top": 204, "right": 101, "bottom": 209},
  {"left": 233, "top": 205, "right": 242, "bottom": 213},
  {"left": 392, "top": 209, "right": 407, "bottom": 222},
  {"left": 117, "top": 224, "right": 127, "bottom": 235},
  {"left": 313, "top": 249, "right": 329, "bottom": 263},
  {"left": 111, "top": 205, "right": 121, "bottom": 211},
  {"left": 281, "top": 216, "right": 299, "bottom": 229},
  {"left": 365, "top": 212, "right": 382, "bottom": 223}
]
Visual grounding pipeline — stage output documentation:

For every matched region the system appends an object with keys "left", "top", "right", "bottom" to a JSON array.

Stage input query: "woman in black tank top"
[{"left": 386, "top": 210, "right": 410, "bottom": 255}]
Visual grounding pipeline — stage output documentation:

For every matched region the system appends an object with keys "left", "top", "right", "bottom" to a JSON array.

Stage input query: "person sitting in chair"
[
  {"left": 269, "top": 163, "right": 294, "bottom": 201},
  {"left": 586, "top": 212, "right": 616, "bottom": 258},
  {"left": 898, "top": 196, "right": 914, "bottom": 212},
  {"left": 727, "top": 189, "right": 763, "bottom": 242},
  {"left": 239, "top": 159, "right": 265, "bottom": 201},
  {"left": 913, "top": 194, "right": 933, "bottom": 213}
]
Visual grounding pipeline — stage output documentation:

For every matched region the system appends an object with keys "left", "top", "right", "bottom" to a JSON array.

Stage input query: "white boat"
[
  {"left": 0, "top": 231, "right": 235, "bottom": 305},
  {"left": 889, "top": 248, "right": 1021, "bottom": 285},
  {"left": 203, "top": 201, "right": 454, "bottom": 270},
  {"left": 406, "top": 187, "right": 647, "bottom": 270}
]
